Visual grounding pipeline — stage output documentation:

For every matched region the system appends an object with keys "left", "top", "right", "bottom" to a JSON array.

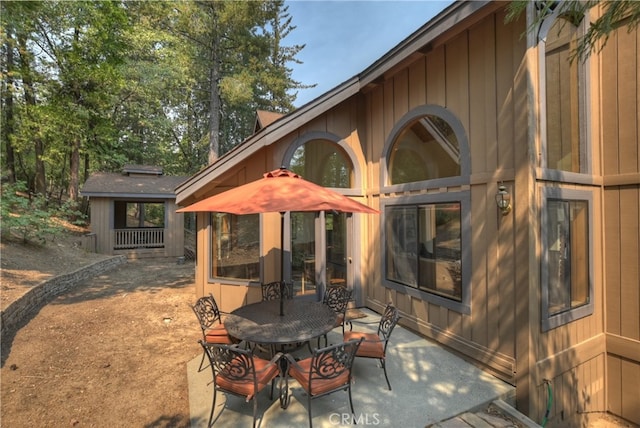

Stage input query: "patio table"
[{"left": 224, "top": 300, "right": 337, "bottom": 346}]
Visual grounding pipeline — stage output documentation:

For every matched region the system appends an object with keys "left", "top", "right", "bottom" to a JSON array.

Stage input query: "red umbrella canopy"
[{"left": 177, "top": 168, "right": 378, "bottom": 215}]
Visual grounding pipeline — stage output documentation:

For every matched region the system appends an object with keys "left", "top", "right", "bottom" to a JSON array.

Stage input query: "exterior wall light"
[{"left": 495, "top": 183, "right": 512, "bottom": 216}]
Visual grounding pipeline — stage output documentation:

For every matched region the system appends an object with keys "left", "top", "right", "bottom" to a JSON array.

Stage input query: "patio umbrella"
[{"left": 177, "top": 167, "right": 378, "bottom": 315}]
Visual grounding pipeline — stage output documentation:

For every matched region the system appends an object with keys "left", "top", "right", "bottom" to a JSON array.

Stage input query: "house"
[
  {"left": 81, "top": 165, "right": 188, "bottom": 259},
  {"left": 175, "top": 1, "right": 640, "bottom": 426}
]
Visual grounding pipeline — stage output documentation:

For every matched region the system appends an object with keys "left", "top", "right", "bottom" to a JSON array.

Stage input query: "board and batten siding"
[
  {"left": 361, "top": 8, "right": 524, "bottom": 384},
  {"left": 89, "top": 197, "right": 185, "bottom": 259},
  {"left": 601, "top": 19, "right": 640, "bottom": 427},
  {"left": 89, "top": 198, "right": 112, "bottom": 255},
  {"left": 165, "top": 201, "right": 185, "bottom": 258}
]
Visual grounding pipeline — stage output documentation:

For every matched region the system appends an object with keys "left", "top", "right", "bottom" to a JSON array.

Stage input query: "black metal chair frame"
[
  {"left": 261, "top": 281, "right": 294, "bottom": 301},
  {"left": 282, "top": 338, "right": 364, "bottom": 428},
  {"left": 200, "top": 341, "right": 286, "bottom": 428},
  {"left": 318, "top": 285, "right": 353, "bottom": 347},
  {"left": 192, "top": 294, "right": 233, "bottom": 371},
  {"left": 344, "top": 303, "right": 400, "bottom": 390}
]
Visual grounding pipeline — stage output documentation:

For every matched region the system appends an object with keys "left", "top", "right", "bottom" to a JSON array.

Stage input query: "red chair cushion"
[
  {"left": 206, "top": 323, "right": 229, "bottom": 336},
  {"left": 205, "top": 323, "right": 234, "bottom": 344},
  {"left": 344, "top": 331, "right": 384, "bottom": 358},
  {"left": 288, "top": 357, "right": 350, "bottom": 396},
  {"left": 205, "top": 334, "right": 234, "bottom": 344},
  {"left": 215, "top": 356, "right": 279, "bottom": 400}
]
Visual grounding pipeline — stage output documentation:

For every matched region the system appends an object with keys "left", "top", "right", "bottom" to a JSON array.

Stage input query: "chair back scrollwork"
[
  {"left": 192, "top": 294, "right": 223, "bottom": 332},
  {"left": 310, "top": 339, "right": 361, "bottom": 387},
  {"left": 261, "top": 281, "right": 293, "bottom": 301},
  {"left": 323, "top": 286, "right": 352, "bottom": 316},
  {"left": 378, "top": 304, "right": 401, "bottom": 345},
  {"left": 209, "top": 345, "right": 255, "bottom": 381}
]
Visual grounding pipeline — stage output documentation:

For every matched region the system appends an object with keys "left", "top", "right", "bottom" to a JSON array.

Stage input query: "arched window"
[
  {"left": 389, "top": 115, "right": 460, "bottom": 184},
  {"left": 289, "top": 139, "right": 353, "bottom": 188},
  {"left": 382, "top": 105, "right": 469, "bottom": 191}
]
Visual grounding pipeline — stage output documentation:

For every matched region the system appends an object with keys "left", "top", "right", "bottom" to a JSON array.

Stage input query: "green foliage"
[
  {"left": 507, "top": 0, "right": 640, "bottom": 62},
  {"left": 0, "top": 182, "right": 64, "bottom": 244},
  {"left": 55, "top": 200, "right": 88, "bottom": 228},
  {"left": 1, "top": 0, "right": 312, "bottom": 197}
]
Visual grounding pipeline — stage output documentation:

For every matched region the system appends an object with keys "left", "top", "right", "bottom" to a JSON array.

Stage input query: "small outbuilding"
[{"left": 80, "top": 165, "right": 188, "bottom": 259}]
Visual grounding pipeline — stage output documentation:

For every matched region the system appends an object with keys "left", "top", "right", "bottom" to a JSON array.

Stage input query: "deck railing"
[{"left": 114, "top": 228, "right": 165, "bottom": 250}]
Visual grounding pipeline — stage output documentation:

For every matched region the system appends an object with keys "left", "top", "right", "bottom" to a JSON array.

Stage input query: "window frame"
[
  {"left": 537, "top": 7, "right": 592, "bottom": 182},
  {"left": 381, "top": 191, "right": 471, "bottom": 314},
  {"left": 540, "top": 186, "right": 594, "bottom": 331}
]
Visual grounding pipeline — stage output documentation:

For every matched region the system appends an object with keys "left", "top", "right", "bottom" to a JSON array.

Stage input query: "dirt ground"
[{"left": 1, "top": 230, "right": 201, "bottom": 427}]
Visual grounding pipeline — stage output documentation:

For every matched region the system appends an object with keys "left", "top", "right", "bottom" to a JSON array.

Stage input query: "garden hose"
[{"left": 541, "top": 379, "right": 553, "bottom": 427}]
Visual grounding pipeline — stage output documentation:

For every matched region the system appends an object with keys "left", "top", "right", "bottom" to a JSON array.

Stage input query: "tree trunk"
[
  {"left": 3, "top": 29, "right": 16, "bottom": 184},
  {"left": 208, "top": 45, "right": 221, "bottom": 165},
  {"left": 68, "top": 137, "right": 80, "bottom": 202},
  {"left": 18, "top": 34, "right": 46, "bottom": 195}
]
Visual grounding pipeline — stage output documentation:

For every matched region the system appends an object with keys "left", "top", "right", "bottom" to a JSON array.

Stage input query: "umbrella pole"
[{"left": 279, "top": 212, "right": 285, "bottom": 316}]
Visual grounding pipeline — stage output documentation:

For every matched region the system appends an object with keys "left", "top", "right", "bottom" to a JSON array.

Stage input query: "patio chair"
[
  {"left": 343, "top": 303, "right": 400, "bottom": 390},
  {"left": 192, "top": 294, "right": 236, "bottom": 371},
  {"left": 318, "top": 285, "right": 353, "bottom": 347},
  {"left": 200, "top": 341, "right": 284, "bottom": 428},
  {"left": 282, "top": 338, "right": 364, "bottom": 428},
  {"left": 261, "top": 281, "right": 293, "bottom": 301}
]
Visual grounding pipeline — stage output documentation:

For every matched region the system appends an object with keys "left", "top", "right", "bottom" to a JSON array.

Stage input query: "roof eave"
[
  {"left": 359, "top": 1, "right": 493, "bottom": 89},
  {"left": 80, "top": 192, "right": 178, "bottom": 199}
]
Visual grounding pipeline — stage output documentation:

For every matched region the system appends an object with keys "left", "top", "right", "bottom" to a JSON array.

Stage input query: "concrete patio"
[{"left": 187, "top": 308, "right": 515, "bottom": 427}]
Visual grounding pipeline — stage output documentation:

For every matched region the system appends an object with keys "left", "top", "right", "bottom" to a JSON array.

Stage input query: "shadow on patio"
[{"left": 187, "top": 308, "right": 514, "bottom": 428}]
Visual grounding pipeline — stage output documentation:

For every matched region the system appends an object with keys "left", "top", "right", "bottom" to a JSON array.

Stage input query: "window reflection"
[
  {"left": 545, "top": 199, "right": 589, "bottom": 315},
  {"left": 389, "top": 115, "right": 460, "bottom": 184},
  {"left": 289, "top": 139, "right": 353, "bottom": 187},
  {"left": 290, "top": 212, "right": 316, "bottom": 296},
  {"left": 210, "top": 213, "right": 260, "bottom": 281},
  {"left": 386, "top": 203, "right": 462, "bottom": 301},
  {"left": 544, "top": 16, "right": 584, "bottom": 173}
]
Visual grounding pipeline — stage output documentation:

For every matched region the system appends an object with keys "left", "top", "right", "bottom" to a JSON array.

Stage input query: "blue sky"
[{"left": 284, "top": 0, "right": 454, "bottom": 107}]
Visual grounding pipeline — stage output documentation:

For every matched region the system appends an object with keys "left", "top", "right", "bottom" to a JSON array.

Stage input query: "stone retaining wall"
[{"left": 1, "top": 255, "right": 127, "bottom": 339}]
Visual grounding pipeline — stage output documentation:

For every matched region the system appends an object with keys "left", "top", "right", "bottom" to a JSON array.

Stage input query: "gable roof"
[
  {"left": 81, "top": 172, "right": 189, "bottom": 199},
  {"left": 176, "top": 0, "right": 494, "bottom": 206},
  {"left": 254, "top": 110, "right": 285, "bottom": 133},
  {"left": 122, "top": 164, "right": 163, "bottom": 176}
]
